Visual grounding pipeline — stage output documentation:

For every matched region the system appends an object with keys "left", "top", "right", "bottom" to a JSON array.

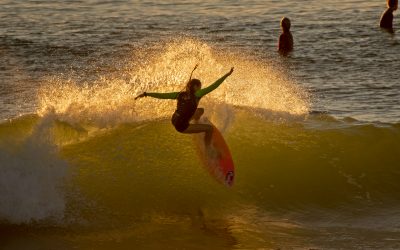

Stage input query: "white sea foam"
[{"left": 0, "top": 113, "right": 68, "bottom": 224}]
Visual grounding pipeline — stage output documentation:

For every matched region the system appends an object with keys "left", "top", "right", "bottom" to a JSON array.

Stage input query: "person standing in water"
[
  {"left": 380, "top": 0, "right": 398, "bottom": 32},
  {"left": 278, "top": 17, "right": 294, "bottom": 54},
  {"left": 135, "top": 65, "right": 234, "bottom": 143}
]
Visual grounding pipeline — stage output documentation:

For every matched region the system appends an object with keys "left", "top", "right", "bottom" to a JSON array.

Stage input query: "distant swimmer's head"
[
  {"left": 388, "top": 0, "right": 398, "bottom": 10},
  {"left": 187, "top": 78, "right": 201, "bottom": 94},
  {"left": 281, "top": 17, "right": 291, "bottom": 32}
]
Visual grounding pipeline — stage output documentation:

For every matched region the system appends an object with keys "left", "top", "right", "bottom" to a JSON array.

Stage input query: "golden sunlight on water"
[{"left": 37, "top": 39, "right": 310, "bottom": 127}]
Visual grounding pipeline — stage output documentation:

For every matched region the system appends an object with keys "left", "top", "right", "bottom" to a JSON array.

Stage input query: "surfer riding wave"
[{"left": 135, "top": 65, "right": 234, "bottom": 144}]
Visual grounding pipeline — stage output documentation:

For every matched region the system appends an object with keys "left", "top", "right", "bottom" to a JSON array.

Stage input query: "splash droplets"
[{"left": 37, "top": 38, "right": 310, "bottom": 127}]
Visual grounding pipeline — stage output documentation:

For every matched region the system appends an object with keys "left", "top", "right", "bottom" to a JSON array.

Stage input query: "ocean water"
[{"left": 1, "top": 0, "right": 400, "bottom": 249}]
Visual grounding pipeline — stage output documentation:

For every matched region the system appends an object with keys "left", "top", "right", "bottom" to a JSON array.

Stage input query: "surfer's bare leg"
[
  {"left": 182, "top": 123, "right": 213, "bottom": 145},
  {"left": 182, "top": 123, "right": 212, "bottom": 134},
  {"left": 191, "top": 108, "right": 204, "bottom": 121}
]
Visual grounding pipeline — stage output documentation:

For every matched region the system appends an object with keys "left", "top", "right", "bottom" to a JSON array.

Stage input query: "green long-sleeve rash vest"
[{"left": 145, "top": 72, "right": 230, "bottom": 100}]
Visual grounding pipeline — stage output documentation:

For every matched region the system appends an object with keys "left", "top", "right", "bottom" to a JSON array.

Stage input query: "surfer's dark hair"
[{"left": 186, "top": 78, "right": 201, "bottom": 94}]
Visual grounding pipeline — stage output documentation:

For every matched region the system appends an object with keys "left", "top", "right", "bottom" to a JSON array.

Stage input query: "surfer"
[
  {"left": 135, "top": 65, "right": 234, "bottom": 143},
  {"left": 278, "top": 17, "right": 294, "bottom": 54},
  {"left": 380, "top": 0, "right": 398, "bottom": 32}
]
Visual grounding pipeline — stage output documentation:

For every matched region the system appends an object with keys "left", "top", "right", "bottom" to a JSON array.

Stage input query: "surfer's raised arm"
[
  {"left": 134, "top": 91, "right": 179, "bottom": 100},
  {"left": 194, "top": 67, "right": 234, "bottom": 98},
  {"left": 134, "top": 67, "right": 234, "bottom": 100}
]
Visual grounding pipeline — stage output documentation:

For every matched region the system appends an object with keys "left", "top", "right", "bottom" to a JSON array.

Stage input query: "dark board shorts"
[{"left": 171, "top": 112, "right": 190, "bottom": 133}]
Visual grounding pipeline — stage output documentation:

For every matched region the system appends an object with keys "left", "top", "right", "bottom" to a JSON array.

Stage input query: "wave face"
[
  {"left": 1, "top": 111, "right": 400, "bottom": 222},
  {"left": 1, "top": 112, "right": 400, "bottom": 249}
]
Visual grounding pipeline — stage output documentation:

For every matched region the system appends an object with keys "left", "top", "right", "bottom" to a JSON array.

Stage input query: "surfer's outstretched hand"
[
  {"left": 134, "top": 92, "right": 146, "bottom": 100},
  {"left": 228, "top": 67, "right": 234, "bottom": 75}
]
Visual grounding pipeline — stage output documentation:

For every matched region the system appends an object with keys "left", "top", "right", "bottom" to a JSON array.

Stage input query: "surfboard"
[{"left": 193, "top": 118, "right": 235, "bottom": 187}]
